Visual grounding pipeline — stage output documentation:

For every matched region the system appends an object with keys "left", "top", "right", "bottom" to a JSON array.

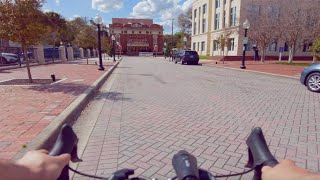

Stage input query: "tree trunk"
[
  {"left": 222, "top": 47, "right": 225, "bottom": 64},
  {"left": 23, "top": 44, "right": 33, "bottom": 83},
  {"left": 260, "top": 49, "right": 266, "bottom": 63},
  {"left": 313, "top": 53, "right": 317, "bottom": 63},
  {"left": 288, "top": 45, "right": 294, "bottom": 63}
]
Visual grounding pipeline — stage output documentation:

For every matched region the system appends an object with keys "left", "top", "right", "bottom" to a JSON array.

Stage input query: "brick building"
[{"left": 109, "top": 18, "right": 164, "bottom": 56}]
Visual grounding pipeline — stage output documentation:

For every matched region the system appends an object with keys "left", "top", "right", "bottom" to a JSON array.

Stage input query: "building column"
[
  {"left": 79, "top": 48, "right": 84, "bottom": 59},
  {"left": 207, "top": 0, "right": 213, "bottom": 56},
  {"left": 59, "top": 45, "right": 67, "bottom": 63},
  {"left": 87, "top": 49, "right": 91, "bottom": 58},
  {"left": 67, "top": 46, "right": 74, "bottom": 61},
  {"left": 34, "top": 44, "right": 45, "bottom": 64}
]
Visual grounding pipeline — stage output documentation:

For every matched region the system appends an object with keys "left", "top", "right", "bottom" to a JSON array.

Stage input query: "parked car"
[
  {"left": 300, "top": 63, "right": 320, "bottom": 92},
  {"left": 171, "top": 48, "right": 180, "bottom": 61},
  {"left": 0, "top": 52, "right": 19, "bottom": 64},
  {"left": 174, "top": 50, "right": 199, "bottom": 65}
]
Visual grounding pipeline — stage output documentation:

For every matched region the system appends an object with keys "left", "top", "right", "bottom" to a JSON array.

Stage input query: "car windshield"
[{"left": 185, "top": 51, "right": 198, "bottom": 55}]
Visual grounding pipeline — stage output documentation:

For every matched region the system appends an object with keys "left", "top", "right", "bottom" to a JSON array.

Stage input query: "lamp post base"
[
  {"left": 98, "top": 66, "right": 105, "bottom": 71},
  {"left": 240, "top": 65, "right": 246, "bottom": 69}
]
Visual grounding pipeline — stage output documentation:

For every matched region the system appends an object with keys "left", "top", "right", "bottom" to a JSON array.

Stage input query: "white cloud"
[
  {"left": 130, "top": 0, "right": 192, "bottom": 33},
  {"left": 55, "top": 0, "right": 60, "bottom": 6},
  {"left": 92, "top": 0, "right": 124, "bottom": 13}
]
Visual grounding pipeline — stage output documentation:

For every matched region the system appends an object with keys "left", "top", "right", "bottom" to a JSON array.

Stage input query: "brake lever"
[
  {"left": 49, "top": 124, "right": 82, "bottom": 180},
  {"left": 246, "top": 127, "right": 278, "bottom": 180}
]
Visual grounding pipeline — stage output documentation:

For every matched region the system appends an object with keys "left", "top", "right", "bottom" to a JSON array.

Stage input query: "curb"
[
  {"left": 13, "top": 61, "right": 120, "bottom": 160},
  {"left": 203, "top": 63, "right": 300, "bottom": 80}
]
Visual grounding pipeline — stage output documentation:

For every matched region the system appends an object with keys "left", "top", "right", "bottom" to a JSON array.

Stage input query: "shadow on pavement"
[
  {"left": 95, "top": 91, "right": 131, "bottom": 102},
  {"left": 27, "top": 82, "right": 90, "bottom": 96},
  {"left": 0, "top": 70, "right": 13, "bottom": 74}
]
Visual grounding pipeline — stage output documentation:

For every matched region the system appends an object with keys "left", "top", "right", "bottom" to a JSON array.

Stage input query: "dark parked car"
[
  {"left": 175, "top": 50, "right": 199, "bottom": 65},
  {"left": 300, "top": 63, "right": 320, "bottom": 92}
]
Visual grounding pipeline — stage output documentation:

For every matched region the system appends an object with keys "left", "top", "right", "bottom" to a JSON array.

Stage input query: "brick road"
[
  {"left": 72, "top": 57, "right": 320, "bottom": 180},
  {"left": 0, "top": 59, "right": 115, "bottom": 159}
]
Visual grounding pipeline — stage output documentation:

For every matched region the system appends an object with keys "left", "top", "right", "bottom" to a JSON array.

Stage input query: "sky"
[{"left": 42, "top": 0, "right": 192, "bottom": 34}]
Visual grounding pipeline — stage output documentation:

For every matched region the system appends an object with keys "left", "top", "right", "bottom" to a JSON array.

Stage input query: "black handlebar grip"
[
  {"left": 246, "top": 127, "right": 278, "bottom": 180},
  {"left": 172, "top": 150, "right": 199, "bottom": 180},
  {"left": 49, "top": 124, "right": 78, "bottom": 180}
]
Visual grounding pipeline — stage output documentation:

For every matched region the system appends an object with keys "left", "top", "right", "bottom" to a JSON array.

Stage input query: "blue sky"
[{"left": 42, "top": 0, "right": 192, "bottom": 34}]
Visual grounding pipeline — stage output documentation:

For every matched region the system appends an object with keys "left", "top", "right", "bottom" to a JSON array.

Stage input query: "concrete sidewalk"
[{"left": 0, "top": 58, "right": 116, "bottom": 159}]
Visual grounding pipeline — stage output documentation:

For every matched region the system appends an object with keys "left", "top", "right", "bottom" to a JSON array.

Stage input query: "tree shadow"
[
  {"left": 0, "top": 70, "right": 13, "bottom": 74},
  {"left": 27, "top": 82, "right": 91, "bottom": 96},
  {"left": 94, "top": 91, "right": 131, "bottom": 102}
]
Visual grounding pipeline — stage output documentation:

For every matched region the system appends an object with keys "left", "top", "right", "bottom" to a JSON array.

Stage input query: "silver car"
[
  {"left": 300, "top": 63, "right": 320, "bottom": 92},
  {"left": 0, "top": 52, "right": 19, "bottom": 64}
]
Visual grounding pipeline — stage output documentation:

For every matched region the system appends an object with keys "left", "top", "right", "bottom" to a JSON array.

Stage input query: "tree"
[
  {"left": 0, "top": 0, "right": 47, "bottom": 83},
  {"left": 309, "top": 37, "right": 320, "bottom": 63},
  {"left": 246, "top": 0, "right": 281, "bottom": 62},
  {"left": 279, "top": 0, "right": 320, "bottom": 63},
  {"left": 178, "top": 7, "right": 192, "bottom": 36},
  {"left": 216, "top": 28, "right": 234, "bottom": 64},
  {"left": 42, "top": 11, "right": 67, "bottom": 61}
]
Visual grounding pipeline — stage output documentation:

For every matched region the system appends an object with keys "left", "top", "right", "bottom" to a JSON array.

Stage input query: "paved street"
[{"left": 71, "top": 56, "right": 320, "bottom": 180}]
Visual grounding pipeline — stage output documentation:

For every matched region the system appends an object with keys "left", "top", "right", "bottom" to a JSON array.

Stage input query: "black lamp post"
[
  {"left": 111, "top": 35, "right": 116, "bottom": 62},
  {"left": 240, "top": 19, "right": 250, "bottom": 69},
  {"left": 94, "top": 15, "right": 105, "bottom": 71}
]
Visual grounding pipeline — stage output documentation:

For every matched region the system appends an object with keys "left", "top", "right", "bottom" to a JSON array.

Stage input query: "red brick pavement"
[
  {"left": 202, "top": 60, "right": 307, "bottom": 78},
  {"left": 0, "top": 60, "right": 115, "bottom": 160}
]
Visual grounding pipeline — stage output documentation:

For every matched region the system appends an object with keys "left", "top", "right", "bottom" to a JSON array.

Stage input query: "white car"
[{"left": 0, "top": 52, "right": 19, "bottom": 64}]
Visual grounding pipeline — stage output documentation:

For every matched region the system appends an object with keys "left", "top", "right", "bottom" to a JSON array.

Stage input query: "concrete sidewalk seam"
[
  {"left": 203, "top": 64, "right": 300, "bottom": 80},
  {"left": 13, "top": 61, "right": 120, "bottom": 160}
]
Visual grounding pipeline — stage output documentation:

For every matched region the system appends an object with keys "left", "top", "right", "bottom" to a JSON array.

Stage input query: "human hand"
[
  {"left": 16, "top": 149, "right": 71, "bottom": 180},
  {"left": 262, "top": 160, "right": 320, "bottom": 180}
]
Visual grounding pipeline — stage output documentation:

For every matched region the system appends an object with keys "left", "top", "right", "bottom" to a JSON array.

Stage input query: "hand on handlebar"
[
  {"left": 262, "top": 160, "right": 320, "bottom": 180},
  {"left": 16, "top": 149, "right": 70, "bottom": 180}
]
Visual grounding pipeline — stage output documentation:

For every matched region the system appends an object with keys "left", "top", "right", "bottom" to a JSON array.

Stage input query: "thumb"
[
  {"left": 56, "top": 154, "right": 71, "bottom": 165},
  {"left": 262, "top": 166, "right": 272, "bottom": 173}
]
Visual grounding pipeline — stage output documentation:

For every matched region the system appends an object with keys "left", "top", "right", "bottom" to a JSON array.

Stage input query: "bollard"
[{"left": 51, "top": 74, "right": 56, "bottom": 82}]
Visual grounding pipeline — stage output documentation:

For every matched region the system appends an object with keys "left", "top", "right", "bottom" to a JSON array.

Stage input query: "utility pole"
[{"left": 171, "top": 18, "right": 174, "bottom": 49}]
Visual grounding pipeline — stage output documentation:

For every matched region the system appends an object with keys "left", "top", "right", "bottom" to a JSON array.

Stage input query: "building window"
[
  {"left": 203, "top": 4, "right": 207, "bottom": 14},
  {"left": 197, "top": 42, "right": 200, "bottom": 51},
  {"left": 303, "top": 42, "right": 312, "bottom": 52},
  {"left": 213, "top": 40, "right": 219, "bottom": 51},
  {"left": 215, "top": 13, "right": 220, "bottom": 30},
  {"left": 193, "top": 43, "right": 196, "bottom": 50},
  {"left": 246, "top": 41, "right": 253, "bottom": 51},
  {"left": 224, "top": 0, "right": 226, "bottom": 4},
  {"left": 193, "top": 22, "right": 197, "bottom": 35},
  {"left": 201, "top": 41, "right": 205, "bottom": 51},
  {"left": 202, "top": 18, "right": 206, "bottom": 33},
  {"left": 230, "top": 7, "right": 237, "bottom": 26},
  {"left": 194, "top": 9, "right": 197, "bottom": 19},
  {"left": 228, "top": 38, "right": 235, "bottom": 51},
  {"left": 284, "top": 42, "right": 289, "bottom": 51},
  {"left": 146, "top": 31, "right": 149, "bottom": 34},
  {"left": 215, "top": 0, "right": 220, "bottom": 8},
  {"left": 159, "top": 32, "right": 161, "bottom": 34},
  {"left": 268, "top": 42, "right": 278, "bottom": 52},
  {"left": 139, "top": 31, "right": 141, "bottom": 34},
  {"left": 132, "top": 31, "right": 134, "bottom": 34}
]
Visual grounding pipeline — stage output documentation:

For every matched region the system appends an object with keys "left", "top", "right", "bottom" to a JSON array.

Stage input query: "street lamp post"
[
  {"left": 111, "top": 35, "right": 116, "bottom": 62},
  {"left": 94, "top": 15, "right": 105, "bottom": 71},
  {"left": 240, "top": 19, "right": 250, "bottom": 69},
  {"left": 183, "top": 36, "right": 187, "bottom": 50},
  {"left": 164, "top": 42, "right": 167, "bottom": 59},
  {"left": 116, "top": 42, "right": 120, "bottom": 59}
]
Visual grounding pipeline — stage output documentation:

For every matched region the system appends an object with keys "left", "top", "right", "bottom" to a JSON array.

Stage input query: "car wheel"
[
  {"left": 0, "top": 57, "right": 8, "bottom": 64},
  {"left": 306, "top": 72, "right": 320, "bottom": 92}
]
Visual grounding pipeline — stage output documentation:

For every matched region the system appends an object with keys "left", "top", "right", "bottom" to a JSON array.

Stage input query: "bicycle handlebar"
[{"left": 49, "top": 125, "right": 278, "bottom": 180}]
